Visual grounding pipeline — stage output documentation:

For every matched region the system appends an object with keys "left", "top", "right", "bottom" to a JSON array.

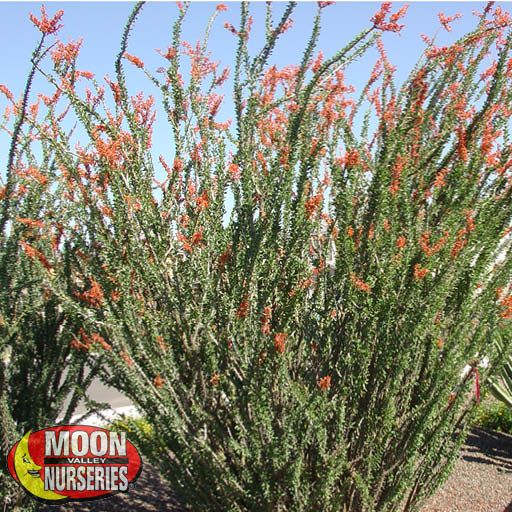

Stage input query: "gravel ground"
[
  {"left": 420, "top": 428, "right": 512, "bottom": 512},
  {"left": 37, "top": 428, "right": 511, "bottom": 512}
]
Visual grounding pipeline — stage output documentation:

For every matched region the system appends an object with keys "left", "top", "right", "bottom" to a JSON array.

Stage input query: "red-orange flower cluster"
[
  {"left": 153, "top": 374, "right": 165, "bottom": 388},
  {"left": 413, "top": 263, "right": 429, "bottom": 280},
  {"left": 228, "top": 163, "right": 241, "bottom": 181},
  {"left": 120, "top": 351, "right": 134, "bottom": 366},
  {"left": 261, "top": 306, "right": 272, "bottom": 335},
  {"left": 500, "top": 294, "right": 512, "bottom": 319},
  {"left": 236, "top": 296, "right": 249, "bottom": 319},
  {"left": 51, "top": 39, "right": 82, "bottom": 66},
  {"left": 438, "top": 12, "right": 462, "bottom": 32},
  {"left": 71, "top": 328, "right": 111, "bottom": 351},
  {"left": 304, "top": 191, "right": 323, "bottom": 219},
  {"left": 29, "top": 6, "right": 64, "bottom": 35},
  {"left": 124, "top": 52, "right": 144, "bottom": 69},
  {"left": 178, "top": 229, "right": 204, "bottom": 253},
  {"left": 75, "top": 278, "right": 105, "bottom": 308},
  {"left": 20, "top": 241, "right": 52, "bottom": 271},
  {"left": 396, "top": 236, "right": 407, "bottom": 250},
  {"left": 317, "top": 375, "right": 331, "bottom": 391},
  {"left": 419, "top": 231, "right": 449, "bottom": 258},
  {"left": 350, "top": 273, "right": 371, "bottom": 293},
  {"left": 371, "top": 3, "right": 408, "bottom": 33},
  {"left": 17, "top": 217, "right": 45, "bottom": 230},
  {"left": 273, "top": 332, "right": 287, "bottom": 354}
]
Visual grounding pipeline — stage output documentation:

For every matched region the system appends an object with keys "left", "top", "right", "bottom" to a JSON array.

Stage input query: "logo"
[{"left": 6, "top": 425, "right": 142, "bottom": 504}]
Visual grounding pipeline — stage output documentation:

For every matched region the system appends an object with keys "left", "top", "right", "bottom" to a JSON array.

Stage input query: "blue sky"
[
  {"left": 0, "top": 2, "right": 497, "bottom": 91},
  {"left": 0, "top": 1, "right": 503, "bottom": 181}
]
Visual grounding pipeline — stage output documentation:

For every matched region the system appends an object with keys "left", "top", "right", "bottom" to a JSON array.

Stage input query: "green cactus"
[{"left": 490, "top": 339, "right": 512, "bottom": 408}]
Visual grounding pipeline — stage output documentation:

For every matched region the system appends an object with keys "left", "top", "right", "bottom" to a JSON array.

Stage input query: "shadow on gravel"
[{"left": 463, "top": 428, "right": 512, "bottom": 472}]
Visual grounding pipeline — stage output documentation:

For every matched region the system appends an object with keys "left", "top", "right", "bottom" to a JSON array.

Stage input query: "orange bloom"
[
  {"left": 71, "top": 329, "right": 111, "bottom": 351},
  {"left": 17, "top": 217, "right": 45, "bottom": 229},
  {"left": 29, "top": 6, "right": 64, "bottom": 35},
  {"left": 261, "top": 306, "right": 272, "bottom": 335},
  {"left": 347, "top": 226, "right": 355, "bottom": 237},
  {"left": 158, "top": 47, "right": 177, "bottom": 60},
  {"left": 371, "top": 3, "right": 408, "bottom": 33},
  {"left": 20, "top": 241, "right": 52, "bottom": 270},
  {"left": 51, "top": 39, "right": 82, "bottom": 66},
  {"left": 178, "top": 228, "right": 204, "bottom": 252},
  {"left": 75, "top": 278, "right": 105, "bottom": 308},
  {"left": 457, "top": 126, "right": 468, "bottom": 162},
  {"left": 191, "top": 230, "right": 203, "bottom": 245},
  {"left": 0, "top": 85, "right": 14, "bottom": 103},
  {"left": 210, "top": 373, "right": 221, "bottom": 386},
  {"left": 236, "top": 296, "right": 249, "bottom": 319},
  {"left": 273, "top": 332, "right": 287, "bottom": 354},
  {"left": 124, "top": 52, "right": 144, "bottom": 68},
  {"left": 396, "top": 236, "right": 407, "bottom": 249},
  {"left": 196, "top": 191, "right": 209, "bottom": 212},
  {"left": 120, "top": 351, "right": 134, "bottom": 366},
  {"left": 22, "top": 166, "right": 48, "bottom": 186},
  {"left": 350, "top": 273, "right": 371, "bottom": 293},
  {"left": 229, "top": 163, "right": 241, "bottom": 181},
  {"left": 77, "top": 70, "right": 94, "bottom": 80},
  {"left": 438, "top": 12, "right": 462, "bottom": 32},
  {"left": 344, "top": 149, "right": 360, "bottom": 167},
  {"left": 304, "top": 192, "right": 323, "bottom": 219},
  {"left": 153, "top": 374, "right": 165, "bottom": 388},
  {"left": 450, "top": 229, "right": 468, "bottom": 258},
  {"left": 390, "top": 155, "right": 405, "bottom": 196},
  {"left": 413, "top": 263, "right": 429, "bottom": 280},
  {"left": 218, "top": 245, "right": 232, "bottom": 271},
  {"left": 465, "top": 210, "right": 476, "bottom": 233},
  {"left": 420, "top": 231, "right": 449, "bottom": 257},
  {"left": 433, "top": 168, "right": 449, "bottom": 189},
  {"left": 436, "top": 338, "right": 444, "bottom": 349},
  {"left": 317, "top": 375, "right": 331, "bottom": 391},
  {"left": 499, "top": 294, "right": 512, "bottom": 319}
]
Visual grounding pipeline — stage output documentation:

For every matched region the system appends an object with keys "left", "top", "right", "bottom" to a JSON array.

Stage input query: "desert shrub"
[
  {"left": 0, "top": 19, "right": 101, "bottom": 510},
  {"left": 11, "top": 2, "right": 512, "bottom": 511}
]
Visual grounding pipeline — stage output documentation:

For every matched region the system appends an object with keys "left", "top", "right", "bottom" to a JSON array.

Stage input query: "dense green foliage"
[
  {"left": 4, "top": 2, "right": 512, "bottom": 511},
  {"left": 473, "top": 399, "right": 512, "bottom": 433}
]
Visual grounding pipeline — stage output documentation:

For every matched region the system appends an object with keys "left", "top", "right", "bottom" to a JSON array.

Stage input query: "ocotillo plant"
[
  {"left": 15, "top": 2, "right": 512, "bottom": 511},
  {"left": 0, "top": 11, "right": 101, "bottom": 510}
]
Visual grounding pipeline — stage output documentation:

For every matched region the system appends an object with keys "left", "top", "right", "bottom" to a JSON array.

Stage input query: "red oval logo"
[{"left": 6, "top": 425, "right": 142, "bottom": 504}]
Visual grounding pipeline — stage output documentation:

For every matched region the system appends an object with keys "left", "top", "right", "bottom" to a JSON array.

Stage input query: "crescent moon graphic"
[{"left": 14, "top": 431, "right": 67, "bottom": 501}]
